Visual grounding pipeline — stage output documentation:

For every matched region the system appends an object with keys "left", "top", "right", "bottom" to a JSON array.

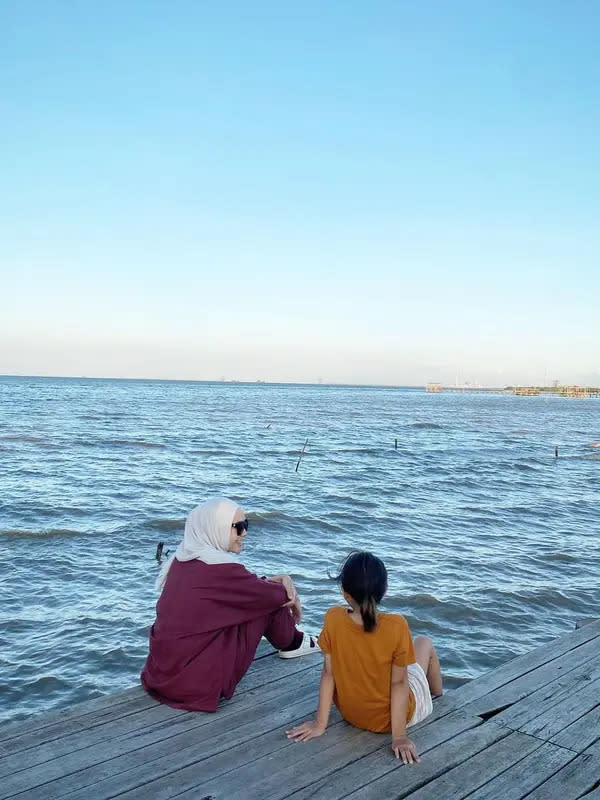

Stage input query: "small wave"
[
  {"left": 25, "top": 675, "right": 69, "bottom": 692},
  {"left": 105, "top": 439, "right": 166, "bottom": 449},
  {"left": 0, "top": 434, "right": 49, "bottom": 444},
  {"left": 459, "top": 505, "right": 497, "bottom": 515},
  {"left": 336, "top": 447, "right": 381, "bottom": 455},
  {"left": 538, "top": 553, "right": 577, "bottom": 563},
  {"left": 507, "top": 430, "right": 529, "bottom": 436},
  {"left": 147, "top": 517, "right": 184, "bottom": 532},
  {"left": 189, "top": 449, "right": 224, "bottom": 455},
  {"left": 254, "top": 449, "right": 301, "bottom": 457},
  {"left": 409, "top": 422, "right": 443, "bottom": 430},
  {"left": 0, "top": 528, "right": 82, "bottom": 539},
  {"left": 514, "top": 463, "right": 538, "bottom": 472},
  {"left": 248, "top": 510, "right": 289, "bottom": 526},
  {"left": 405, "top": 593, "right": 442, "bottom": 609},
  {"left": 296, "top": 515, "right": 345, "bottom": 532}
]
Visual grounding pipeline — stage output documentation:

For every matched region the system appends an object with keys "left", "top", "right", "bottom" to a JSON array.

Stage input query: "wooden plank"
[
  {"left": 0, "top": 664, "right": 323, "bottom": 800},
  {"left": 514, "top": 750, "right": 600, "bottom": 800},
  {"left": 337, "top": 721, "right": 511, "bottom": 800},
  {"left": 183, "top": 714, "right": 494, "bottom": 800},
  {"left": 0, "top": 691, "right": 167, "bottom": 761},
  {"left": 460, "top": 740, "right": 576, "bottom": 800},
  {"left": 120, "top": 717, "right": 370, "bottom": 800},
  {"left": 455, "top": 634, "right": 600, "bottom": 721},
  {"left": 0, "top": 650, "right": 317, "bottom": 765},
  {"left": 2, "top": 623, "right": 597, "bottom": 800},
  {"left": 492, "top": 660, "right": 600, "bottom": 735},
  {"left": 0, "top": 641, "right": 278, "bottom": 747},
  {"left": 206, "top": 711, "right": 484, "bottom": 800},
  {"left": 0, "top": 687, "right": 151, "bottom": 744},
  {"left": 431, "top": 621, "right": 600, "bottom": 720},
  {"left": 28, "top": 695, "right": 328, "bottom": 800},
  {"left": 580, "top": 787, "right": 600, "bottom": 800},
  {"left": 284, "top": 709, "right": 485, "bottom": 800},
  {"left": 363, "top": 731, "right": 540, "bottom": 800},
  {"left": 519, "top": 677, "right": 600, "bottom": 742},
  {"left": 255, "top": 638, "right": 277, "bottom": 659},
  {"left": 551, "top": 704, "right": 600, "bottom": 752},
  {"left": 234, "top": 649, "right": 321, "bottom": 693}
]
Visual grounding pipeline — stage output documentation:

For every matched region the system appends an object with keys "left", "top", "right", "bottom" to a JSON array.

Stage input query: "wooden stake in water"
[
  {"left": 295, "top": 438, "right": 309, "bottom": 472},
  {"left": 555, "top": 446, "right": 559, "bottom": 458},
  {"left": 395, "top": 439, "right": 398, "bottom": 450},
  {"left": 155, "top": 541, "right": 164, "bottom": 562}
]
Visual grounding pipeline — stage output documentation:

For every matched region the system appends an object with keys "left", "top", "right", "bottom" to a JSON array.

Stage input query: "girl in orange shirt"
[{"left": 286, "top": 551, "right": 442, "bottom": 764}]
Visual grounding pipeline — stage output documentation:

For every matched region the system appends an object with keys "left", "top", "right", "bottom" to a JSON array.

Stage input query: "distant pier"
[{"left": 426, "top": 383, "right": 600, "bottom": 398}]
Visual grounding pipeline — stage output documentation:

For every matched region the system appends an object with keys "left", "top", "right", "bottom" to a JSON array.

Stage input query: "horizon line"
[{"left": 0, "top": 373, "right": 515, "bottom": 390}]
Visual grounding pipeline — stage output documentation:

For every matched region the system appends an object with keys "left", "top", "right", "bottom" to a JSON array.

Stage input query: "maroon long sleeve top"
[{"left": 141, "top": 558, "right": 288, "bottom": 711}]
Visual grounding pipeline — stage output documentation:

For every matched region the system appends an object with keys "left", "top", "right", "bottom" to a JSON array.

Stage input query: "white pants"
[{"left": 407, "top": 662, "right": 433, "bottom": 727}]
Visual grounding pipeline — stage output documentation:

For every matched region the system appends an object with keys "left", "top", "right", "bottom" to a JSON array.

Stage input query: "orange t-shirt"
[{"left": 318, "top": 606, "right": 416, "bottom": 733}]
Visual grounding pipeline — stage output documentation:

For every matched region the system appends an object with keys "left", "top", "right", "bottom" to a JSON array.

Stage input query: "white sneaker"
[{"left": 279, "top": 634, "right": 321, "bottom": 659}]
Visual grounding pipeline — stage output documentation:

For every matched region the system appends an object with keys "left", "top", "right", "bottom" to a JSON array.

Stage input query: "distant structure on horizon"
[{"left": 426, "top": 383, "right": 600, "bottom": 398}]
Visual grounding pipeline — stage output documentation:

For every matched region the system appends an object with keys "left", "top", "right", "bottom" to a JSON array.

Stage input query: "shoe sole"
[{"left": 278, "top": 639, "right": 321, "bottom": 659}]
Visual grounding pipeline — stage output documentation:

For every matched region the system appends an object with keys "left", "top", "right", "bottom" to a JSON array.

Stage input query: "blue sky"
[{"left": 1, "top": 1, "right": 598, "bottom": 385}]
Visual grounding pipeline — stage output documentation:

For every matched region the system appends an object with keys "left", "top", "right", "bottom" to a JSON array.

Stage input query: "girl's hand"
[
  {"left": 286, "top": 720, "right": 326, "bottom": 742},
  {"left": 392, "top": 736, "right": 420, "bottom": 764}
]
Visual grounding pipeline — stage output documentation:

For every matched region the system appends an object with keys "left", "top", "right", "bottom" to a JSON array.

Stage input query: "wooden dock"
[{"left": 1, "top": 619, "right": 599, "bottom": 799}]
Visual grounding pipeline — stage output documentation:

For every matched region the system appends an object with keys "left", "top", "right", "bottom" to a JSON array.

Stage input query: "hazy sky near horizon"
[{"left": 1, "top": 1, "right": 599, "bottom": 386}]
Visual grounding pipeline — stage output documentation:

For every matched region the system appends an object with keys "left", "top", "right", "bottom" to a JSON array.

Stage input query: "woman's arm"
[
  {"left": 390, "top": 665, "right": 420, "bottom": 764},
  {"left": 266, "top": 574, "right": 302, "bottom": 622},
  {"left": 266, "top": 574, "right": 296, "bottom": 601},
  {"left": 286, "top": 654, "right": 335, "bottom": 742}
]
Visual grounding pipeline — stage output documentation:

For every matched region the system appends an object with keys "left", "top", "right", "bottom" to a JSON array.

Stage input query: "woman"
[{"left": 141, "top": 497, "right": 319, "bottom": 711}]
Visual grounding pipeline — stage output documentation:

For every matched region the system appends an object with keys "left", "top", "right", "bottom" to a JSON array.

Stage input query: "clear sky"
[{"left": 1, "top": 1, "right": 599, "bottom": 386}]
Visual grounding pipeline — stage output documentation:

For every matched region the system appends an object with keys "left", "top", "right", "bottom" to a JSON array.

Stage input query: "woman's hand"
[
  {"left": 268, "top": 574, "right": 302, "bottom": 621},
  {"left": 286, "top": 720, "right": 326, "bottom": 743},
  {"left": 288, "top": 595, "right": 302, "bottom": 623},
  {"left": 392, "top": 736, "right": 420, "bottom": 764},
  {"left": 267, "top": 574, "right": 297, "bottom": 601},
  {"left": 279, "top": 574, "right": 297, "bottom": 603}
]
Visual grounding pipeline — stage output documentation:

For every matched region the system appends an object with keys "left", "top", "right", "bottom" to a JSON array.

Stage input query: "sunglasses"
[{"left": 232, "top": 519, "right": 249, "bottom": 536}]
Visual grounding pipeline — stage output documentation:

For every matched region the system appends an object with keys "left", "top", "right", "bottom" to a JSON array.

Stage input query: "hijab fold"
[{"left": 155, "top": 497, "right": 240, "bottom": 591}]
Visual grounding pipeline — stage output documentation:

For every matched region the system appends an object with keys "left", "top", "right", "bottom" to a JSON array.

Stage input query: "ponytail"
[
  {"left": 335, "top": 550, "right": 388, "bottom": 633},
  {"left": 360, "top": 597, "right": 378, "bottom": 633}
]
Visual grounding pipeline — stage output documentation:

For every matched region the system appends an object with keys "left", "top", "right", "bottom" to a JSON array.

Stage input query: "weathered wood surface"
[{"left": 1, "top": 620, "right": 599, "bottom": 799}]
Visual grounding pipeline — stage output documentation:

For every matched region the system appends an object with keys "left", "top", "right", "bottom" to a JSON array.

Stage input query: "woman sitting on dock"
[
  {"left": 141, "top": 497, "right": 319, "bottom": 712},
  {"left": 286, "top": 551, "right": 442, "bottom": 763}
]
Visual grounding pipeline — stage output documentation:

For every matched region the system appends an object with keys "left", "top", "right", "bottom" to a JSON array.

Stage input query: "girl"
[{"left": 286, "top": 551, "right": 442, "bottom": 764}]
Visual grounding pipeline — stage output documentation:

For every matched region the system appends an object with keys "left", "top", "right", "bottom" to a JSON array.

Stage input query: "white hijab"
[{"left": 155, "top": 497, "right": 241, "bottom": 591}]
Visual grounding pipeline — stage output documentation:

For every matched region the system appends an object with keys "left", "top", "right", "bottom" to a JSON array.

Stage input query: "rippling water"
[{"left": 1, "top": 376, "right": 599, "bottom": 723}]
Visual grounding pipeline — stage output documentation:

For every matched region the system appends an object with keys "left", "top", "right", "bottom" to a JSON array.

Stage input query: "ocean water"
[{"left": 1, "top": 376, "right": 599, "bottom": 724}]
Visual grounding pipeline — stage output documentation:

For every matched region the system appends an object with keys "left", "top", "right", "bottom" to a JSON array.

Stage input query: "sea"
[{"left": 1, "top": 375, "right": 599, "bottom": 724}]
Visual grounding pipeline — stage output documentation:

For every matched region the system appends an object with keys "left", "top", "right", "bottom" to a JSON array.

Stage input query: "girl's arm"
[
  {"left": 286, "top": 654, "right": 335, "bottom": 742},
  {"left": 390, "top": 665, "right": 420, "bottom": 764}
]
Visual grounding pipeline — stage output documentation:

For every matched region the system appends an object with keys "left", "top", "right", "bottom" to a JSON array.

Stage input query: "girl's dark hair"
[{"left": 335, "top": 551, "right": 388, "bottom": 633}]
